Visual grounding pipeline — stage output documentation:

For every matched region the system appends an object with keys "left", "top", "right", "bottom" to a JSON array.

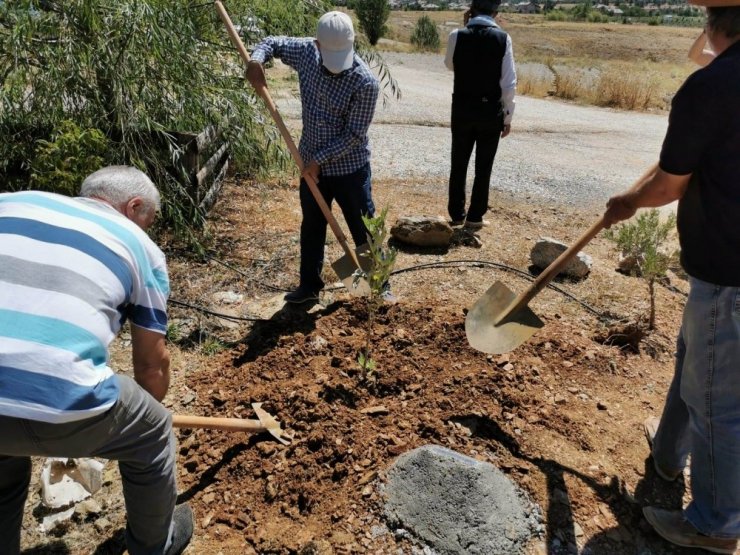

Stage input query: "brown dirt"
[{"left": 21, "top": 174, "right": 714, "bottom": 555}]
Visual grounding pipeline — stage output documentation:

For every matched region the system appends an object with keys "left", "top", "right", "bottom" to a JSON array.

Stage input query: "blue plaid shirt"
[{"left": 252, "top": 37, "right": 379, "bottom": 176}]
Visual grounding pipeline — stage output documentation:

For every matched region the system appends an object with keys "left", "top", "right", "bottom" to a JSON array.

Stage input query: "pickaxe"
[{"left": 172, "top": 403, "right": 290, "bottom": 445}]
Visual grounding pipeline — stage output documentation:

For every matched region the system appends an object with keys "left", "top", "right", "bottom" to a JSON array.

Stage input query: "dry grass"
[
  {"left": 374, "top": 10, "right": 703, "bottom": 111},
  {"left": 517, "top": 67, "right": 553, "bottom": 97},
  {"left": 594, "top": 67, "right": 660, "bottom": 110}
]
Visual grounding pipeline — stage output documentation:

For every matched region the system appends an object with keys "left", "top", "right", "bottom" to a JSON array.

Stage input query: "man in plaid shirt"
[{"left": 247, "top": 11, "right": 380, "bottom": 304}]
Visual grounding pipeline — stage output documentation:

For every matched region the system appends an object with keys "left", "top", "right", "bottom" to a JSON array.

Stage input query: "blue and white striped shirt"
[
  {"left": 252, "top": 37, "right": 380, "bottom": 176},
  {"left": 0, "top": 191, "right": 170, "bottom": 423}
]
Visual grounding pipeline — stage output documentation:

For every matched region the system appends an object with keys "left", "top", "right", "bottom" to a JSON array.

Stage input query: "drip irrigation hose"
[
  {"left": 168, "top": 299, "right": 263, "bottom": 322},
  {"left": 204, "top": 253, "right": 291, "bottom": 293},
  {"left": 389, "top": 259, "right": 606, "bottom": 318},
  {"left": 169, "top": 257, "right": 623, "bottom": 323}
]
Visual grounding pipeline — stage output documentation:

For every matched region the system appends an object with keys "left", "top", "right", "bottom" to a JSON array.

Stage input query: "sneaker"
[
  {"left": 643, "top": 416, "right": 682, "bottom": 481},
  {"left": 165, "top": 504, "right": 194, "bottom": 555},
  {"left": 450, "top": 219, "right": 465, "bottom": 227},
  {"left": 284, "top": 287, "right": 320, "bottom": 304},
  {"left": 643, "top": 507, "right": 738, "bottom": 555},
  {"left": 464, "top": 219, "right": 490, "bottom": 230},
  {"left": 381, "top": 289, "right": 399, "bottom": 304}
]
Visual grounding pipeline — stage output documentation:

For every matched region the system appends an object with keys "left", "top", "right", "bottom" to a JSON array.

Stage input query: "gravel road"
[{"left": 276, "top": 52, "right": 671, "bottom": 209}]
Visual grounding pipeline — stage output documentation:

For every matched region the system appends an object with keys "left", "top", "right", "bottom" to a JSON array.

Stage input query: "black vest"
[{"left": 452, "top": 22, "right": 508, "bottom": 122}]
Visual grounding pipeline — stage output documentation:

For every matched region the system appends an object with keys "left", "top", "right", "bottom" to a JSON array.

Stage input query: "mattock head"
[{"left": 252, "top": 403, "right": 290, "bottom": 445}]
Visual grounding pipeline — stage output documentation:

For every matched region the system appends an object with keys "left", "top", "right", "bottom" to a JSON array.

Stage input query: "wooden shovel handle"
[
  {"left": 172, "top": 414, "right": 266, "bottom": 433},
  {"left": 501, "top": 215, "right": 607, "bottom": 322},
  {"left": 214, "top": 1, "right": 361, "bottom": 270}
]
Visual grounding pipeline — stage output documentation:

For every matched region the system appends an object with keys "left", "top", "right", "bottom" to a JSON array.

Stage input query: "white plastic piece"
[
  {"left": 40, "top": 458, "right": 106, "bottom": 509},
  {"left": 40, "top": 507, "right": 75, "bottom": 532}
]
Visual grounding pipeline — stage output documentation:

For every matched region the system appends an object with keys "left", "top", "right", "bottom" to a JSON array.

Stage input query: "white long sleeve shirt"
[{"left": 444, "top": 15, "right": 517, "bottom": 125}]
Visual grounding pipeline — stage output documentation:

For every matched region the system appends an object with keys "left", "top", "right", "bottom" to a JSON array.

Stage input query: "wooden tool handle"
[
  {"left": 500, "top": 215, "right": 607, "bottom": 322},
  {"left": 214, "top": 1, "right": 360, "bottom": 269},
  {"left": 172, "top": 414, "right": 266, "bottom": 433}
]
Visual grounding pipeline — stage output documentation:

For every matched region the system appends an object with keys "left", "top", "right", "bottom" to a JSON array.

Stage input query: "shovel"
[
  {"left": 214, "top": 1, "right": 370, "bottom": 297},
  {"left": 172, "top": 402, "right": 290, "bottom": 445},
  {"left": 466, "top": 215, "right": 607, "bottom": 354}
]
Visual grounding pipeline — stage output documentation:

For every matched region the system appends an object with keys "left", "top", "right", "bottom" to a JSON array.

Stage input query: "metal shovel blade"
[
  {"left": 330, "top": 244, "right": 372, "bottom": 297},
  {"left": 465, "top": 281, "right": 545, "bottom": 354}
]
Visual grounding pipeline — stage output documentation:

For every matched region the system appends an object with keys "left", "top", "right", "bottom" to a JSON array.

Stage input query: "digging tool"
[
  {"left": 172, "top": 402, "right": 290, "bottom": 445},
  {"left": 466, "top": 215, "right": 607, "bottom": 354},
  {"left": 214, "top": 1, "right": 370, "bottom": 297}
]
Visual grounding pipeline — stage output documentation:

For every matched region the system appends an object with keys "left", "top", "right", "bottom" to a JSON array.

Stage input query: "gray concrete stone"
[
  {"left": 530, "top": 237, "right": 592, "bottom": 280},
  {"left": 384, "top": 445, "right": 542, "bottom": 555},
  {"left": 390, "top": 216, "right": 453, "bottom": 248}
]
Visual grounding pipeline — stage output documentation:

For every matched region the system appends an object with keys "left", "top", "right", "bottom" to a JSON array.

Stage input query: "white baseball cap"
[{"left": 316, "top": 11, "right": 355, "bottom": 74}]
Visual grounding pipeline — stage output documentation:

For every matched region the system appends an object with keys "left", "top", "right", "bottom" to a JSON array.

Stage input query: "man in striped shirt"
[
  {"left": 247, "top": 11, "right": 380, "bottom": 303},
  {"left": 0, "top": 167, "right": 192, "bottom": 555}
]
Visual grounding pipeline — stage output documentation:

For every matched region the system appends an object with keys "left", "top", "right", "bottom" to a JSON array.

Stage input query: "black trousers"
[
  {"left": 447, "top": 117, "right": 503, "bottom": 223},
  {"left": 298, "top": 163, "right": 374, "bottom": 291}
]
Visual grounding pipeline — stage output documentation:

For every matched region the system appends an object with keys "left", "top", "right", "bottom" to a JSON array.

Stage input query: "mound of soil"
[{"left": 176, "top": 299, "right": 686, "bottom": 554}]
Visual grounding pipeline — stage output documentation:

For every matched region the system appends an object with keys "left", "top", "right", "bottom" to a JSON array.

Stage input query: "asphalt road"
[{"left": 277, "top": 52, "right": 672, "bottom": 209}]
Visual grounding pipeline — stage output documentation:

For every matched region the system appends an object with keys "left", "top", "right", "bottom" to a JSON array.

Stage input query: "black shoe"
[
  {"left": 284, "top": 287, "right": 320, "bottom": 304},
  {"left": 165, "top": 504, "right": 194, "bottom": 555}
]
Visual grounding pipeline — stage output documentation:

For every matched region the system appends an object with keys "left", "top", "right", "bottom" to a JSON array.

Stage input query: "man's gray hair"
[
  {"left": 80, "top": 166, "right": 161, "bottom": 213},
  {"left": 707, "top": 6, "right": 740, "bottom": 39}
]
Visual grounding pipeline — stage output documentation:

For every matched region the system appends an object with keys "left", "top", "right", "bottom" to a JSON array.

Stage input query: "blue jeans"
[
  {"left": 299, "top": 163, "right": 375, "bottom": 292},
  {"left": 0, "top": 375, "right": 177, "bottom": 554},
  {"left": 652, "top": 277, "right": 740, "bottom": 538}
]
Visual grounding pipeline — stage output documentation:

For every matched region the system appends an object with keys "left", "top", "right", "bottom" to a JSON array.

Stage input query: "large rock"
[
  {"left": 530, "top": 237, "right": 592, "bottom": 280},
  {"left": 384, "top": 445, "right": 542, "bottom": 554},
  {"left": 390, "top": 216, "right": 453, "bottom": 248}
]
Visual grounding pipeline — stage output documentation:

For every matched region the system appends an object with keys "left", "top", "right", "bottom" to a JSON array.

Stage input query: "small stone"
[
  {"left": 359, "top": 470, "right": 378, "bottom": 486},
  {"left": 94, "top": 517, "right": 112, "bottom": 533},
  {"left": 597, "top": 401, "right": 608, "bottom": 410},
  {"left": 554, "top": 395, "right": 567, "bottom": 405},
  {"left": 390, "top": 216, "right": 453, "bottom": 247},
  {"left": 574, "top": 522, "right": 585, "bottom": 537},
  {"left": 202, "top": 510, "right": 215, "bottom": 528},
  {"left": 531, "top": 238, "right": 592, "bottom": 279},
  {"left": 74, "top": 498, "right": 102, "bottom": 517},
  {"left": 360, "top": 405, "right": 389, "bottom": 416}
]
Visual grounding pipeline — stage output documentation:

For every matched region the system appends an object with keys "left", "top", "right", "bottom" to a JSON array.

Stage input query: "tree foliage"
[
  {"left": 357, "top": 207, "right": 397, "bottom": 380},
  {"left": 410, "top": 15, "right": 440, "bottom": 51},
  {"left": 355, "top": 0, "right": 390, "bottom": 46},
  {"left": 0, "top": 0, "right": 327, "bottom": 235},
  {"left": 606, "top": 209, "right": 677, "bottom": 330}
]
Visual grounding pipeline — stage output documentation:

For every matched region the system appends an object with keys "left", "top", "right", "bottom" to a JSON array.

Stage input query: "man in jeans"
[
  {"left": 444, "top": 0, "right": 516, "bottom": 230},
  {"left": 0, "top": 167, "right": 192, "bottom": 555},
  {"left": 247, "top": 11, "right": 379, "bottom": 303},
  {"left": 605, "top": 7, "right": 740, "bottom": 553}
]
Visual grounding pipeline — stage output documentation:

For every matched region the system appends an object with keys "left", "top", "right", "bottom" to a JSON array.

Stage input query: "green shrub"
[
  {"left": 410, "top": 15, "right": 440, "bottom": 51},
  {"left": 606, "top": 209, "right": 677, "bottom": 330},
  {"left": 30, "top": 121, "right": 109, "bottom": 197}
]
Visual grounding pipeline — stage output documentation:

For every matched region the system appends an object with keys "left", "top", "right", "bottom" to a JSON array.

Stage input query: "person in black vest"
[{"left": 444, "top": 0, "right": 517, "bottom": 230}]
